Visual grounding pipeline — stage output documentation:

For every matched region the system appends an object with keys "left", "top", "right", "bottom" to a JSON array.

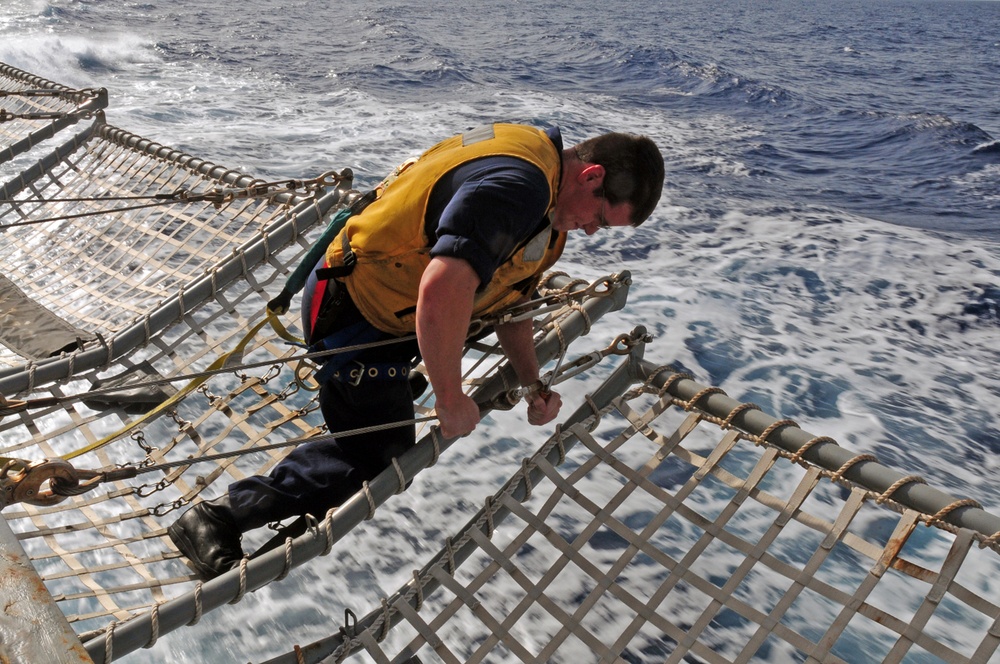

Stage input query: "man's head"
[{"left": 552, "top": 132, "right": 664, "bottom": 234}]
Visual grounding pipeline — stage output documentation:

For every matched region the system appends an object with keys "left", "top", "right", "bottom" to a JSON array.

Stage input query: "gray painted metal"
[
  {"left": 83, "top": 270, "right": 633, "bottom": 663},
  {"left": 636, "top": 360, "right": 1000, "bottom": 538},
  {"left": 0, "top": 516, "right": 94, "bottom": 663}
]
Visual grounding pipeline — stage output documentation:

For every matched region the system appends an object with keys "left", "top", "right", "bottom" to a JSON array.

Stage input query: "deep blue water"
[
  {"left": 2, "top": 1, "right": 1000, "bottom": 661},
  {"left": 3, "top": 0, "right": 997, "bottom": 233}
]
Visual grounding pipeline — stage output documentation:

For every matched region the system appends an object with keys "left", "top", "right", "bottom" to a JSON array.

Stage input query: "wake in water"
[{"left": 2, "top": 1, "right": 1000, "bottom": 661}]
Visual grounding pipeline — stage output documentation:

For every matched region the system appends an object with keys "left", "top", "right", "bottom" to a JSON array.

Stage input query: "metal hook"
[{"left": 4, "top": 458, "right": 80, "bottom": 507}]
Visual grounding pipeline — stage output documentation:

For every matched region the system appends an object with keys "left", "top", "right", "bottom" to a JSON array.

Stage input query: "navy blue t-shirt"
[{"left": 425, "top": 127, "right": 563, "bottom": 289}]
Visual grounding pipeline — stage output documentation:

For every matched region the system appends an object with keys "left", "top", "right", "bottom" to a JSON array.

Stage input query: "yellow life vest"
[{"left": 326, "top": 124, "right": 566, "bottom": 335}]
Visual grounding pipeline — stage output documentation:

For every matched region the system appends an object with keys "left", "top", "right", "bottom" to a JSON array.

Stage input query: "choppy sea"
[{"left": 2, "top": 0, "right": 1000, "bottom": 661}]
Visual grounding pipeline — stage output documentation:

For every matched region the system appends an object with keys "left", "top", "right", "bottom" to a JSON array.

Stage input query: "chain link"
[
  {"left": 196, "top": 384, "right": 221, "bottom": 407},
  {"left": 131, "top": 431, "right": 159, "bottom": 469},
  {"left": 134, "top": 478, "right": 173, "bottom": 499},
  {"left": 150, "top": 496, "right": 191, "bottom": 517}
]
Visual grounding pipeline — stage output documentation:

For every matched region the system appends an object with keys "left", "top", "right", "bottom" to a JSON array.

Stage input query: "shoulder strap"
[
  {"left": 315, "top": 230, "right": 357, "bottom": 281},
  {"left": 266, "top": 189, "right": 375, "bottom": 314}
]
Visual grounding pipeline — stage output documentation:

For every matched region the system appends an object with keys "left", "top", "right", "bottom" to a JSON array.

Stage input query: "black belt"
[{"left": 330, "top": 360, "right": 413, "bottom": 386}]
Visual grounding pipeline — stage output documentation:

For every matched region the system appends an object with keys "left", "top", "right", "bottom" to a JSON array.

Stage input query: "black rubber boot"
[{"left": 167, "top": 494, "right": 244, "bottom": 580}]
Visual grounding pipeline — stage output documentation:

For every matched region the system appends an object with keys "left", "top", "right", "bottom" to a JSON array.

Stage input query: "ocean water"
[{"left": 2, "top": 0, "right": 1000, "bottom": 661}]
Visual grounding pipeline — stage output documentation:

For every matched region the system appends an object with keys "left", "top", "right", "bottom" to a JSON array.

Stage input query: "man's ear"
[{"left": 577, "top": 163, "right": 605, "bottom": 187}]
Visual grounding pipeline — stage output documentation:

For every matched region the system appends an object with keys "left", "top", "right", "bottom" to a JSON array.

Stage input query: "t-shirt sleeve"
[{"left": 428, "top": 158, "right": 552, "bottom": 289}]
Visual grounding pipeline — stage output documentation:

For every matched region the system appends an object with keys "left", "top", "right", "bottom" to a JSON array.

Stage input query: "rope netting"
[
  {"left": 0, "top": 110, "right": 348, "bottom": 374},
  {"left": 0, "top": 61, "right": 108, "bottom": 166},
  {"left": 274, "top": 367, "right": 1000, "bottom": 664},
  {"left": 0, "top": 223, "right": 331, "bottom": 634},
  {"left": 0, "top": 259, "right": 629, "bottom": 660},
  {"left": 0, "top": 63, "right": 640, "bottom": 661}
]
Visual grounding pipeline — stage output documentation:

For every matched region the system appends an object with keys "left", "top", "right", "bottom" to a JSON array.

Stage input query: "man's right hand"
[
  {"left": 435, "top": 391, "right": 481, "bottom": 438},
  {"left": 525, "top": 389, "right": 561, "bottom": 427}
]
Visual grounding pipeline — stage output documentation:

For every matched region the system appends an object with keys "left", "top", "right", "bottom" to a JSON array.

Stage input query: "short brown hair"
[{"left": 574, "top": 133, "right": 664, "bottom": 226}]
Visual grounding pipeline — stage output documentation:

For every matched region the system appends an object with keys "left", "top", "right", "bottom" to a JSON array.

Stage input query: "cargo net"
[
  {"left": 304, "top": 372, "right": 1000, "bottom": 664},
  {"left": 0, "top": 61, "right": 107, "bottom": 166},
  {"left": 0, "top": 221, "right": 333, "bottom": 639},
  {"left": 0, "top": 268, "right": 625, "bottom": 656},
  {"left": 0, "top": 110, "right": 345, "bottom": 371}
]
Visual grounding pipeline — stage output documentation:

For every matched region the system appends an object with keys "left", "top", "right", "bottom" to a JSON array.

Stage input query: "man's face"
[
  {"left": 551, "top": 162, "right": 635, "bottom": 234},
  {"left": 552, "top": 191, "right": 635, "bottom": 235}
]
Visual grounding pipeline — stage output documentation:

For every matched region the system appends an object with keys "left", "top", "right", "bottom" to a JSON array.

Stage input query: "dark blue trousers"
[
  {"left": 228, "top": 276, "right": 420, "bottom": 531},
  {"left": 228, "top": 376, "right": 416, "bottom": 530}
]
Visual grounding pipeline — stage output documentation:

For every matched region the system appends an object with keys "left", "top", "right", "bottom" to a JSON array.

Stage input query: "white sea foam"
[{"left": 0, "top": 33, "right": 159, "bottom": 88}]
